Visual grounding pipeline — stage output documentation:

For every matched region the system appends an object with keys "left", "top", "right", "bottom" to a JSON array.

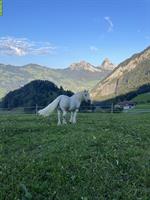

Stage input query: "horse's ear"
[{"left": 83, "top": 89, "right": 89, "bottom": 93}]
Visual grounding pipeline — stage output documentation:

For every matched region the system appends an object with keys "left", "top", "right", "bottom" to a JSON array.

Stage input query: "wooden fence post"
[
  {"left": 35, "top": 104, "right": 38, "bottom": 115},
  {"left": 111, "top": 103, "right": 114, "bottom": 113}
]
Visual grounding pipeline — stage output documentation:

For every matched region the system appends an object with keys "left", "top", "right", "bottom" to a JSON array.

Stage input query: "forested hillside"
[{"left": 0, "top": 80, "right": 73, "bottom": 109}]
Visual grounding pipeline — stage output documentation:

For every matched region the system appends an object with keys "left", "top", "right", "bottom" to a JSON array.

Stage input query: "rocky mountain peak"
[
  {"left": 91, "top": 46, "right": 150, "bottom": 101},
  {"left": 68, "top": 60, "right": 101, "bottom": 72},
  {"left": 100, "top": 58, "right": 116, "bottom": 70},
  {"left": 102, "top": 58, "right": 111, "bottom": 65}
]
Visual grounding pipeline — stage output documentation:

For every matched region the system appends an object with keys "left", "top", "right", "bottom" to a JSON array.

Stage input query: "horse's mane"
[{"left": 73, "top": 91, "right": 83, "bottom": 97}]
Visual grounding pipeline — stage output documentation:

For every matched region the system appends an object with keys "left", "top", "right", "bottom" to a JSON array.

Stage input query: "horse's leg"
[
  {"left": 73, "top": 109, "right": 79, "bottom": 124},
  {"left": 57, "top": 109, "right": 61, "bottom": 126},
  {"left": 69, "top": 112, "right": 73, "bottom": 123},
  {"left": 62, "top": 110, "right": 67, "bottom": 124}
]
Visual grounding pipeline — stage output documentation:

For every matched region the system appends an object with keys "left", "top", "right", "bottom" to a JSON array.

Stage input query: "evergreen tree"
[{"left": 1, "top": 80, "right": 73, "bottom": 109}]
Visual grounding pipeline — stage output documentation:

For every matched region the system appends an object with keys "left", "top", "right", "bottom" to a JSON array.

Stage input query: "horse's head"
[{"left": 82, "top": 90, "right": 91, "bottom": 103}]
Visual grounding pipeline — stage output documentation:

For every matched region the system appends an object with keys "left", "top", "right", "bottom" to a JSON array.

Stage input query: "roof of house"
[{"left": 117, "top": 101, "right": 135, "bottom": 106}]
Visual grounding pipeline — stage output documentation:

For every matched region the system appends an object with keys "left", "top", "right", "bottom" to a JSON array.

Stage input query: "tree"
[{"left": 1, "top": 80, "right": 74, "bottom": 110}]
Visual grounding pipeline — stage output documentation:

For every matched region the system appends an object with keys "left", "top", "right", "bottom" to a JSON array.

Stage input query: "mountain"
[
  {"left": 91, "top": 46, "right": 150, "bottom": 101},
  {"left": 99, "top": 58, "right": 116, "bottom": 71},
  {"left": 1, "top": 80, "right": 73, "bottom": 109},
  {"left": 0, "top": 59, "right": 115, "bottom": 99},
  {"left": 68, "top": 60, "right": 101, "bottom": 72}
]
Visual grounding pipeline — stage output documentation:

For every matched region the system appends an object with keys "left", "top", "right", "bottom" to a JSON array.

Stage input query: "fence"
[
  {"left": 0, "top": 103, "right": 115, "bottom": 114},
  {"left": 0, "top": 104, "right": 150, "bottom": 115},
  {"left": 0, "top": 106, "right": 41, "bottom": 115}
]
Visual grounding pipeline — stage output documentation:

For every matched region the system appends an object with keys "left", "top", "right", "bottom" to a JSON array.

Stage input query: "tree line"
[{"left": 0, "top": 80, "right": 73, "bottom": 109}]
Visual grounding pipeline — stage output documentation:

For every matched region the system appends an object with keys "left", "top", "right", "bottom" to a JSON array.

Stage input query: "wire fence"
[
  {"left": 0, "top": 104, "right": 114, "bottom": 114},
  {"left": 0, "top": 104, "right": 150, "bottom": 115}
]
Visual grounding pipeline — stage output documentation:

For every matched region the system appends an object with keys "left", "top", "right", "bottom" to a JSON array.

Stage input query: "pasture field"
[
  {"left": 135, "top": 104, "right": 150, "bottom": 109},
  {"left": 126, "top": 103, "right": 150, "bottom": 114},
  {"left": 0, "top": 113, "right": 150, "bottom": 200},
  {"left": 0, "top": 0, "right": 2, "bottom": 16},
  {"left": 132, "top": 93, "right": 150, "bottom": 104}
]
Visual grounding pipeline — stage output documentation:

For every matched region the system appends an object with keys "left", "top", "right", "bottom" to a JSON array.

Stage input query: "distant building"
[{"left": 115, "top": 101, "right": 135, "bottom": 110}]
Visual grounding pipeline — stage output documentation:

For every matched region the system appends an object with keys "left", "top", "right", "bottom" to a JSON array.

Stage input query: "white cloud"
[
  {"left": 0, "top": 36, "right": 57, "bottom": 56},
  {"left": 104, "top": 16, "right": 114, "bottom": 32},
  {"left": 90, "top": 46, "right": 100, "bottom": 53}
]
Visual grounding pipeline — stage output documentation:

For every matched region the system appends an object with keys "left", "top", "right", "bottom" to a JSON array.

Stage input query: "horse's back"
[{"left": 59, "top": 95, "right": 70, "bottom": 110}]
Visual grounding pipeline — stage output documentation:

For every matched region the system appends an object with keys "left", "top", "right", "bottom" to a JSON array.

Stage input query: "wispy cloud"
[
  {"left": 104, "top": 16, "right": 114, "bottom": 32},
  {"left": 90, "top": 46, "right": 100, "bottom": 53},
  {"left": 0, "top": 36, "right": 57, "bottom": 56}
]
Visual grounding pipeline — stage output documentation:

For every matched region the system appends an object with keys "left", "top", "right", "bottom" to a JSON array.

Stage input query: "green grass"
[
  {"left": 0, "top": 0, "right": 2, "bottom": 16},
  {"left": 0, "top": 113, "right": 150, "bottom": 200},
  {"left": 132, "top": 93, "right": 150, "bottom": 104},
  {"left": 125, "top": 103, "right": 150, "bottom": 113},
  {"left": 135, "top": 103, "right": 150, "bottom": 109}
]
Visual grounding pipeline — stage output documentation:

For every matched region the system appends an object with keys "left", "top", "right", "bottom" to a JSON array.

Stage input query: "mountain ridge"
[
  {"left": 68, "top": 60, "right": 101, "bottom": 72},
  {"left": 91, "top": 46, "right": 150, "bottom": 101},
  {"left": 98, "top": 58, "right": 116, "bottom": 71},
  {"left": 0, "top": 58, "right": 115, "bottom": 99}
]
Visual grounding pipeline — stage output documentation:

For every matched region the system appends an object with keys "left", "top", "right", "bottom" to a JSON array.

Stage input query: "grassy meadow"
[
  {"left": 0, "top": 113, "right": 150, "bottom": 200},
  {"left": 0, "top": 0, "right": 2, "bottom": 16},
  {"left": 132, "top": 93, "right": 150, "bottom": 104}
]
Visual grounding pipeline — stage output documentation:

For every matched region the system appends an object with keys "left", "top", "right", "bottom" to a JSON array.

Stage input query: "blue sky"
[{"left": 0, "top": 0, "right": 150, "bottom": 68}]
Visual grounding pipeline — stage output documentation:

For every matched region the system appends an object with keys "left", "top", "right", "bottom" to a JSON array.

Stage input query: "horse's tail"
[{"left": 38, "top": 96, "right": 61, "bottom": 117}]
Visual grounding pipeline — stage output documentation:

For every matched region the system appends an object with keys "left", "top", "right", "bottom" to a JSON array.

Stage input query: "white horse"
[{"left": 38, "top": 90, "right": 91, "bottom": 125}]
